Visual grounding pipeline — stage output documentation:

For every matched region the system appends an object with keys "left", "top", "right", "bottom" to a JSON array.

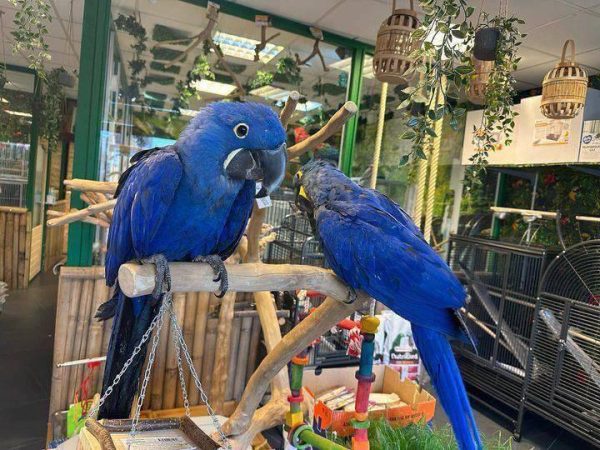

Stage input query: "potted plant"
[{"left": 473, "top": 25, "right": 500, "bottom": 61}]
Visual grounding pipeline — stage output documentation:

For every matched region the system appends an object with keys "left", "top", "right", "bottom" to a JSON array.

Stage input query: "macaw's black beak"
[{"left": 224, "top": 143, "right": 287, "bottom": 196}]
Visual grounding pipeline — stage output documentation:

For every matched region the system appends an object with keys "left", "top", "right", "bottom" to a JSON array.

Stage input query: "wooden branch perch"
[
  {"left": 64, "top": 179, "right": 117, "bottom": 194},
  {"left": 288, "top": 101, "right": 357, "bottom": 159},
  {"left": 118, "top": 262, "right": 352, "bottom": 301},
  {"left": 47, "top": 199, "right": 117, "bottom": 227}
]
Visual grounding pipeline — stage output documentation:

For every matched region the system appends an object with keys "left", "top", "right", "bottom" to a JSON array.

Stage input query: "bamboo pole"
[
  {"left": 176, "top": 291, "right": 198, "bottom": 407},
  {"left": 189, "top": 292, "right": 211, "bottom": 406},
  {"left": 5, "top": 212, "right": 13, "bottom": 288},
  {"left": 233, "top": 316, "right": 253, "bottom": 401},
  {"left": 72, "top": 279, "right": 94, "bottom": 401},
  {"left": 150, "top": 301, "right": 171, "bottom": 410},
  {"left": 163, "top": 292, "right": 186, "bottom": 409},
  {"left": 201, "top": 317, "right": 219, "bottom": 401},
  {"left": 225, "top": 316, "right": 242, "bottom": 401},
  {"left": 60, "top": 279, "right": 83, "bottom": 408},
  {"left": 47, "top": 199, "right": 116, "bottom": 227},
  {"left": 12, "top": 212, "right": 19, "bottom": 288},
  {"left": 369, "top": 82, "right": 388, "bottom": 189},
  {"left": 423, "top": 77, "right": 446, "bottom": 244}
]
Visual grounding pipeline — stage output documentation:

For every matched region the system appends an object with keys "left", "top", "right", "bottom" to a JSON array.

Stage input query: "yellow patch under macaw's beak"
[{"left": 294, "top": 170, "right": 309, "bottom": 200}]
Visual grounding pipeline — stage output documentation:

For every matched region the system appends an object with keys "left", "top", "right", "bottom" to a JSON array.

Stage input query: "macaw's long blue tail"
[
  {"left": 96, "top": 286, "right": 155, "bottom": 419},
  {"left": 412, "top": 324, "right": 482, "bottom": 450}
]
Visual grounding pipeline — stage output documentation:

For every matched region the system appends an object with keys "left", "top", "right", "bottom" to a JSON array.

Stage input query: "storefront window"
[
  {"left": 0, "top": 69, "right": 35, "bottom": 208},
  {"left": 95, "top": 0, "right": 352, "bottom": 263}
]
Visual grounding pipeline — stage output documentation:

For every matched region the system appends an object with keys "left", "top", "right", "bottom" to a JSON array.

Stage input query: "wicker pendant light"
[
  {"left": 541, "top": 40, "right": 588, "bottom": 120},
  {"left": 373, "top": 0, "right": 419, "bottom": 84}
]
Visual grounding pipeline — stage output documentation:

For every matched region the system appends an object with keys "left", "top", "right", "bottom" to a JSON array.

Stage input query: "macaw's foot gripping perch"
[
  {"left": 193, "top": 254, "right": 229, "bottom": 297},
  {"left": 285, "top": 315, "right": 380, "bottom": 450}
]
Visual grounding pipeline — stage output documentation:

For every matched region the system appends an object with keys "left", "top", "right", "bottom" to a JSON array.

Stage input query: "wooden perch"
[
  {"left": 288, "top": 101, "right": 357, "bottom": 159},
  {"left": 118, "top": 262, "right": 353, "bottom": 301},
  {"left": 279, "top": 91, "right": 300, "bottom": 128},
  {"left": 47, "top": 199, "right": 117, "bottom": 227},
  {"left": 64, "top": 179, "right": 117, "bottom": 194},
  {"left": 221, "top": 294, "right": 370, "bottom": 438}
]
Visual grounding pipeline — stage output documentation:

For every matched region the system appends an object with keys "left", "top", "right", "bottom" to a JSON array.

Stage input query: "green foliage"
[
  {"left": 149, "top": 61, "right": 181, "bottom": 74},
  {"left": 248, "top": 70, "right": 274, "bottom": 89},
  {"left": 39, "top": 68, "right": 65, "bottom": 152},
  {"left": 328, "top": 419, "right": 513, "bottom": 450},
  {"left": 399, "top": 0, "right": 524, "bottom": 187},
  {"left": 465, "top": 14, "right": 524, "bottom": 189},
  {"left": 151, "top": 24, "right": 191, "bottom": 45},
  {"left": 171, "top": 54, "right": 215, "bottom": 114},
  {"left": 275, "top": 56, "right": 303, "bottom": 86},
  {"left": 9, "top": 0, "right": 52, "bottom": 76},
  {"left": 115, "top": 14, "right": 148, "bottom": 104}
]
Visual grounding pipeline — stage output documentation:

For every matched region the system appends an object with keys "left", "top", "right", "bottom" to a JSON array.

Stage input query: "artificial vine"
[
  {"left": 172, "top": 53, "right": 214, "bottom": 114},
  {"left": 398, "top": 0, "right": 475, "bottom": 165},
  {"left": 465, "top": 13, "right": 524, "bottom": 187},
  {"left": 40, "top": 68, "right": 65, "bottom": 151},
  {"left": 9, "top": 0, "right": 52, "bottom": 76},
  {"left": 114, "top": 14, "right": 148, "bottom": 103}
]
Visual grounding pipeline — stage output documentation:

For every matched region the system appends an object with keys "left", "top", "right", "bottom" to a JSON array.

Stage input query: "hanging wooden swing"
[
  {"left": 541, "top": 39, "right": 588, "bottom": 120},
  {"left": 373, "top": 0, "right": 419, "bottom": 84},
  {"left": 468, "top": 57, "right": 495, "bottom": 105}
]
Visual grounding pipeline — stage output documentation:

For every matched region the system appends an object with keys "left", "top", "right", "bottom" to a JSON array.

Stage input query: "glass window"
[
  {"left": 96, "top": 0, "right": 352, "bottom": 263},
  {"left": 0, "top": 69, "right": 35, "bottom": 208}
]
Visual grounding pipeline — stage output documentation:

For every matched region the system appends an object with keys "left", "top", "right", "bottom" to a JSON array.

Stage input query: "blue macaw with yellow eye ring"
[
  {"left": 294, "top": 160, "right": 482, "bottom": 450},
  {"left": 96, "top": 102, "right": 287, "bottom": 419}
]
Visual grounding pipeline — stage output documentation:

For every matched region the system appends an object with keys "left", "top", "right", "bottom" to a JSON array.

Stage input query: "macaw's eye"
[{"left": 234, "top": 123, "right": 249, "bottom": 138}]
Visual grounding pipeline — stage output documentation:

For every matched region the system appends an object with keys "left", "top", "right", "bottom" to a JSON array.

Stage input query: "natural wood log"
[
  {"left": 118, "top": 262, "right": 352, "bottom": 301},
  {"left": 210, "top": 291, "right": 237, "bottom": 412},
  {"left": 287, "top": 101, "right": 357, "bottom": 159},
  {"left": 225, "top": 316, "right": 242, "bottom": 401},
  {"left": 64, "top": 179, "right": 117, "bottom": 194},
  {"left": 222, "top": 294, "right": 369, "bottom": 437},
  {"left": 246, "top": 316, "right": 261, "bottom": 382},
  {"left": 177, "top": 292, "right": 198, "bottom": 407},
  {"left": 201, "top": 317, "right": 219, "bottom": 399},
  {"left": 245, "top": 207, "right": 265, "bottom": 264},
  {"left": 233, "top": 316, "right": 253, "bottom": 401},
  {"left": 279, "top": 91, "right": 300, "bottom": 127},
  {"left": 47, "top": 199, "right": 116, "bottom": 227}
]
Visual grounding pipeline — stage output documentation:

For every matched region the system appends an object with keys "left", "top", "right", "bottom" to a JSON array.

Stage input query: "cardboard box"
[{"left": 303, "top": 365, "right": 436, "bottom": 437}]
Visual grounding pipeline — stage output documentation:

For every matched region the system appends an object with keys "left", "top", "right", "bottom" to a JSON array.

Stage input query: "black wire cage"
[
  {"left": 447, "top": 235, "right": 555, "bottom": 435},
  {"left": 522, "top": 240, "right": 600, "bottom": 447}
]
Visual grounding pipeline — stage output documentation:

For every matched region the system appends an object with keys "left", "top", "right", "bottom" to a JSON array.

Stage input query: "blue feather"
[{"left": 300, "top": 160, "right": 482, "bottom": 450}]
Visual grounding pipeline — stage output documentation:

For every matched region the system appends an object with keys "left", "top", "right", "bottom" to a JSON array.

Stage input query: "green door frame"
[
  {"left": 340, "top": 48, "right": 366, "bottom": 176},
  {"left": 66, "top": 0, "right": 112, "bottom": 266},
  {"left": 68, "top": 0, "right": 372, "bottom": 266}
]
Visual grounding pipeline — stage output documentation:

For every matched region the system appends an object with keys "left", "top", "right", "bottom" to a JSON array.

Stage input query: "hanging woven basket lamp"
[
  {"left": 468, "top": 57, "right": 495, "bottom": 105},
  {"left": 373, "top": 0, "right": 419, "bottom": 84},
  {"left": 541, "top": 39, "right": 588, "bottom": 120}
]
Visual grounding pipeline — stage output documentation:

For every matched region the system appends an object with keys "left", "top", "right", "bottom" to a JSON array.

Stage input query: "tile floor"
[{"left": 0, "top": 272, "right": 597, "bottom": 449}]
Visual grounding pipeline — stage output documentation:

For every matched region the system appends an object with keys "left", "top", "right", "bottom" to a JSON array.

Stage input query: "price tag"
[{"left": 255, "top": 182, "right": 272, "bottom": 209}]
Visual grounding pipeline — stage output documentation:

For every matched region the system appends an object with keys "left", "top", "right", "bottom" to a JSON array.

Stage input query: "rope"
[
  {"left": 423, "top": 77, "right": 447, "bottom": 244},
  {"left": 369, "top": 82, "right": 388, "bottom": 189},
  {"left": 412, "top": 155, "right": 429, "bottom": 227}
]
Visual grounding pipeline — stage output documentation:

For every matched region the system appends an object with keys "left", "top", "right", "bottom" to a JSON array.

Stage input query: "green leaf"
[
  {"left": 399, "top": 155, "right": 410, "bottom": 166},
  {"left": 400, "top": 130, "right": 417, "bottom": 140},
  {"left": 455, "top": 65, "right": 474, "bottom": 75}
]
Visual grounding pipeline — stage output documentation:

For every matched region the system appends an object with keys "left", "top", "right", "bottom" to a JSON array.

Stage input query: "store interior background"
[{"left": 2, "top": 0, "right": 600, "bottom": 449}]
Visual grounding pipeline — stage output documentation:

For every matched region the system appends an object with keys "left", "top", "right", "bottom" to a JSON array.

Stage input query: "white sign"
[{"left": 579, "top": 120, "right": 600, "bottom": 162}]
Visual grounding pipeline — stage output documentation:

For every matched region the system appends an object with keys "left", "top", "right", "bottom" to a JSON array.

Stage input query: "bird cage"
[
  {"left": 373, "top": 0, "right": 419, "bottom": 84},
  {"left": 541, "top": 40, "right": 588, "bottom": 119},
  {"left": 468, "top": 57, "right": 495, "bottom": 105}
]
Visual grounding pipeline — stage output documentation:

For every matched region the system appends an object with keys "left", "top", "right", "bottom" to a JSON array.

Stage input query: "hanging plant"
[
  {"left": 398, "top": 0, "right": 476, "bottom": 165},
  {"left": 39, "top": 68, "right": 65, "bottom": 152},
  {"left": 465, "top": 12, "right": 524, "bottom": 188},
  {"left": 248, "top": 70, "right": 274, "bottom": 90},
  {"left": 114, "top": 14, "right": 148, "bottom": 103},
  {"left": 274, "top": 56, "right": 303, "bottom": 86},
  {"left": 9, "top": 0, "right": 52, "bottom": 77},
  {"left": 171, "top": 54, "right": 215, "bottom": 115}
]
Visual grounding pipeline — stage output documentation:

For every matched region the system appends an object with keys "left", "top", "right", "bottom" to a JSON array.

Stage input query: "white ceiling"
[
  {"left": 234, "top": 0, "right": 600, "bottom": 89},
  {"left": 1, "top": 0, "right": 600, "bottom": 94}
]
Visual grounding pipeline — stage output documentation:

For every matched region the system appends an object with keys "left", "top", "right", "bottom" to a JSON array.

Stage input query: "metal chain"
[
  {"left": 169, "top": 303, "right": 191, "bottom": 417},
  {"left": 129, "top": 294, "right": 171, "bottom": 442},
  {"left": 87, "top": 296, "right": 170, "bottom": 420},
  {"left": 169, "top": 309, "right": 232, "bottom": 449}
]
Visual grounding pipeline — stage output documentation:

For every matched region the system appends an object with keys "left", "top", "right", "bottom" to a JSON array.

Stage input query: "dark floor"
[
  {"left": 0, "top": 273, "right": 57, "bottom": 450},
  {"left": 0, "top": 273, "right": 598, "bottom": 449}
]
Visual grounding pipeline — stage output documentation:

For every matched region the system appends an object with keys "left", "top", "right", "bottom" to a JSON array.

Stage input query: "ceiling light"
[
  {"left": 190, "top": 79, "right": 237, "bottom": 96},
  {"left": 296, "top": 101, "right": 322, "bottom": 112},
  {"left": 212, "top": 31, "right": 283, "bottom": 64},
  {"left": 250, "top": 85, "right": 292, "bottom": 101},
  {"left": 179, "top": 108, "right": 200, "bottom": 117},
  {"left": 0, "top": 98, "right": 8, "bottom": 104},
  {"left": 3, "top": 110, "right": 33, "bottom": 117}
]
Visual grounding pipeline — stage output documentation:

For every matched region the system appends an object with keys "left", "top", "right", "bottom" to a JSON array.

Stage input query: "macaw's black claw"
[
  {"left": 141, "top": 254, "right": 171, "bottom": 299},
  {"left": 193, "top": 254, "right": 229, "bottom": 297}
]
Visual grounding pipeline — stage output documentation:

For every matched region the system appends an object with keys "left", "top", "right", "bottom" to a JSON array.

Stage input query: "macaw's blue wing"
[
  {"left": 316, "top": 200, "right": 466, "bottom": 341},
  {"left": 105, "top": 148, "right": 183, "bottom": 286}
]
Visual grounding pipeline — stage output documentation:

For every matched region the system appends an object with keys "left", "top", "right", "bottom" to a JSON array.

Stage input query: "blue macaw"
[
  {"left": 295, "top": 160, "right": 482, "bottom": 450},
  {"left": 96, "top": 102, "right": 287, "bottom": 419}
]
